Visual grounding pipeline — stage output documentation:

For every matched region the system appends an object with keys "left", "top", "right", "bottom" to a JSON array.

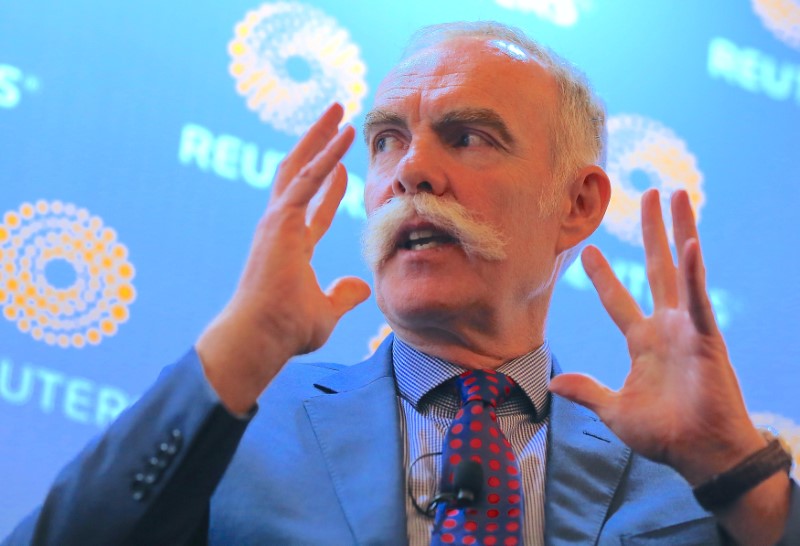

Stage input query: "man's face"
[{"left": 363, "top": 37, "right": 566, "bottom": 341}]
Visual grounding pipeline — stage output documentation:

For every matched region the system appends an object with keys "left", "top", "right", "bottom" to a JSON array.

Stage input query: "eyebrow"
[
  {"left": 362, "top": 110, "right": 406, "bottom": 143},
  {"left": 362, "top": 107, "right": 516, "bottom": 147},
  {"left": 435, "top": 108, "right": 515, "bottom": 147}
]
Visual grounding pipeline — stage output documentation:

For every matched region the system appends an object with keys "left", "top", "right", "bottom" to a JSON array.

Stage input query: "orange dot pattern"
[
  {"left": 752, "top": 0, "right": 800, "bottom": 51},
  {"left": 367, "top": 323, "right": 393, "bottom": 356},
  {"left": 604, "top": 114, "right": 705, "bottom": 247},
  {"left": 0, "top": 200, "right": 136, "bottom": 348},
  {"left": 228, "top": 1, "right": 367, "bottom": 136}
]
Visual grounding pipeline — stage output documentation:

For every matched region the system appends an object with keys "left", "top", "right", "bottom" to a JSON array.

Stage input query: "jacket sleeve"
[{"left": 2, "top": 349, "right": 253, "bottom": 546}]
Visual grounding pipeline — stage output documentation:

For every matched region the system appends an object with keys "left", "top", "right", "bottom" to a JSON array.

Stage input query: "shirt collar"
[{"left": 392, "top": 336, "right": 552, "bottom": 421}]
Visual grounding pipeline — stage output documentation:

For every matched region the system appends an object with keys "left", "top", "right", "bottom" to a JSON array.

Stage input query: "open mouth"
[{"left": 398, "top": 226, "right": 458, "bottom": 251}]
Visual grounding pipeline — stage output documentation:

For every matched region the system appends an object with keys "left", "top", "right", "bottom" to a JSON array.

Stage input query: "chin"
[{"left": 379, "top": 284, "right": 475, "bottom": 328}]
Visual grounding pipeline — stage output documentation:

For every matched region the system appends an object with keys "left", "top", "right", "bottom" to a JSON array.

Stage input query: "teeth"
[
  {"left": 409, "top": 240, "right": 441, "bottom": 251},
  {"left": 402, "top": 227, "right": 456, "bottom": 251},
  {"left": 408, "top": 229, "right": 435, "bottom": 241}
]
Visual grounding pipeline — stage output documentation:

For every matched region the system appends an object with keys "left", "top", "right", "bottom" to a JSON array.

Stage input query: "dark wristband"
[{"left": 692, "top": 437, "right": 793, "bottom": 512}]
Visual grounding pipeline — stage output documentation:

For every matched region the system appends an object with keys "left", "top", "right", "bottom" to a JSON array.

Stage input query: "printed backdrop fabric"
[{"left": 0, "top": 0, "right": 798, "bottom": 535}]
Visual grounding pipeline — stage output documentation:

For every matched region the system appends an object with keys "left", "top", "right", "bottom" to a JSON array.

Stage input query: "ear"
[{"left": 555, "top": 165, "right": 611, "bottom": 254}]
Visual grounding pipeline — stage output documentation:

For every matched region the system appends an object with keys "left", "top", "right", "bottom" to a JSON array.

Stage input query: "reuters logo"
[
  {"left": 751, "top": 412, "right": 799, "bottom": 480},
  {"left": 604, "top": 115, "right": 705, "bottom": 247},
  {"left": 228, "top": 2, "right": 368, "bottom": 136},
  {"left": 494, "top": 0, "right": 583, "bottom": 26},
  {"left": 0, "top": 201, "right": 136, "bottom": 348},
  {"left": 752, "top": 0, "right": 800, "bottom": 50}
]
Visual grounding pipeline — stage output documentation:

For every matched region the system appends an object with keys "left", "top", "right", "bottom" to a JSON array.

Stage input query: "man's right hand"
[{"left": 196, "top": 103, "right": 372, "bottom": 414}]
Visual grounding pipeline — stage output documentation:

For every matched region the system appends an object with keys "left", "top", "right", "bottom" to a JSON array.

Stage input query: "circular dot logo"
[
  {"left": 228, "top": 2, "right": 368, "bottom": 136},
  {"left": 604, "top": 114, "right": 705, "bottom": 247},
  {"left": 751, "top": 412, "right": 800, "bottom": 480},
  {"left": 0, "top": 201, "right": 136, "bottom": 348},
  {"left": 752, "top": 0, "right": 800, "bottom": 51}
]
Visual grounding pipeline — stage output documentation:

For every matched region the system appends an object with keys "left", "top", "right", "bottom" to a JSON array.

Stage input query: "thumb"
[
  {"left": 325, "top": 276, "right": 372, "bottom": 319},
  {"left": 550, "top": 373, "right": 616, "bottom": 417}
]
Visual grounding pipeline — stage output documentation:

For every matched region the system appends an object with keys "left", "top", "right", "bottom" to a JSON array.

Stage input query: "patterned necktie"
[{"left": 431, "top": 369, "right": 524, "bottom": 546}]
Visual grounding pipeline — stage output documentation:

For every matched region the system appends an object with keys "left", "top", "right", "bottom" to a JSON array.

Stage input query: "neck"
[{"left": 389, "top": 309, "right": 547, "bottom": 370}]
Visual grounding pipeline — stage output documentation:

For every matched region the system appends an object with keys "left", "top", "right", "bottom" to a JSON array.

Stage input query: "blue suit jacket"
[{"left": 5, "top": 336, "right": 800, "bottom": 545}]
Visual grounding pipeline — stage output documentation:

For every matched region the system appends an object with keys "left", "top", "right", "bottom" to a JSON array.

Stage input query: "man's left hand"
[{"left": 550, "top": 188, "right": 791, "bottom": 544}]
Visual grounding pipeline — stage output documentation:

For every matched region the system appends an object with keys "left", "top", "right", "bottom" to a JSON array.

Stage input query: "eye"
[
  {"left": 453, "top": 131, "right": 492, "bottom": 148},
  {"left": 374, "top": 133, "right": 404, "bottom": 153}
]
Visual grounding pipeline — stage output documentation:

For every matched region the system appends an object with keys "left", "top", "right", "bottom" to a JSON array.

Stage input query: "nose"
[{"left": 392, "top": 139, "right": 447, "bottom": 197}]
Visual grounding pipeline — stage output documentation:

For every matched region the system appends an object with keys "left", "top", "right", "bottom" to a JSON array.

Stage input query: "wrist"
[
  {"left": 712, "top": 468, "right": 792, "bottom": 545},
  {"left": 675, "top": 427, "right": 767, "bottom": 487},
  {"left": 692, "top": 429, "right": 793, "bottom": 512},
  {"left": 196, "top": 315, "right": 293, "bottom": 414}
]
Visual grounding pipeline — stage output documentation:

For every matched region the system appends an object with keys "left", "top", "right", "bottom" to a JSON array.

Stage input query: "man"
[{"left": 4, "top": 21, "right": 798, "bottom": 545}]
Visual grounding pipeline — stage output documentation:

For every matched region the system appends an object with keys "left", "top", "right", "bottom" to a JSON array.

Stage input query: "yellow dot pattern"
[
  {"left": 367, "top": 323, "right": 393, "bottom": 357},
  {"left": 0, "top": 200, "right": 136, "bottom": 348},
  {"left": 752, "top": 0, "right": 800, "bottom": 51},
  {"left": 604, "top": 114, "right": 705, "bottom": 247},
  {"left": 228, "top": 1, "right": 368, "bottom": 136}
]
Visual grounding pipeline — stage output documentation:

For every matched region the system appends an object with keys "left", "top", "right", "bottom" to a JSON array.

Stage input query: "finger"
[
  {"left": 680, "top": 238, "right": 719, "bottom": 336},
  {"left": 641, "top": 189, "right": 678, "bottom": 308},
  {"left": 670, "top": 190, "right": 699, "bottom": 253},
  {"left": 325, "top": 276, "right": 372, "bottom": 320},
  {"left": 308, "top": 163, "right": 348, "bottom": 245},
  {"left": 582, "top": 245, "right": 643, "bottom": 334},
  {"left": 550, "top": 373, "right": 616, "bottom": 418},
  {"left": 273, "top": 103, "right": 345, "bottom": 196},
  {"left": 670, "top": 190, "right": 699, "bottom": 305},
  {"left": 282, "top": 125, "right": 355, "bottom": 207},
  {"left": 306, "top": 165, "right": 336, "bottom": 230}
]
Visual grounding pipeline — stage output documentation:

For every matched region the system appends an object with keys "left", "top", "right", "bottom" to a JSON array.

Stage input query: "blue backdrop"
[{"left": 1, "top": 0, "right": 799, "bottom": 535}]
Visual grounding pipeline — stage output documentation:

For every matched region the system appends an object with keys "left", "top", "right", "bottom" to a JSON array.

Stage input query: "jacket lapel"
[
  {"left": 303, "top": 336, "right": 407, "bottom": 546},
  {"left": 544, "top": 373, "right": 631, "bottom": 545},
  {"left": 303, "top": 343, "right": 632, "bottom": 545}
]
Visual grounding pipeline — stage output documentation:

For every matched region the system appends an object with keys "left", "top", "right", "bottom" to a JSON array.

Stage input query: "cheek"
[
  {"left": 363, "top": 175, "right": 387, "bottom": 213},
  {"left": 371, "top": 267, "right": 392, "bottom": 318},
  {"left": 364, "top": 157, "right": 401, "bottom": 203},
  {"left": 478, "top": 187, "right": 529, "bottom": 230},
  {"left": 502, "top": 181, "right": 546, "bottom": 225}
]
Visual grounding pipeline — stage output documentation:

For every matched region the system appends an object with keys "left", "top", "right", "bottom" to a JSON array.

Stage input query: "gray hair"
[{"left": 402, "top": 21, "right": 607, "bottom": 215}]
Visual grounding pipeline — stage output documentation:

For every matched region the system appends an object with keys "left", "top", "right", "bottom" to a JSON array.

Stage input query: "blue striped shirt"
[{"left": 393, "top": 336, "right": 552, "bottom": 546}]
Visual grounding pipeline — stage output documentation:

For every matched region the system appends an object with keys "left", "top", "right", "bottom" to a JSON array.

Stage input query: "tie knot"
[{"left": 456, "top": 369, "right": 516, "bottom": 408}]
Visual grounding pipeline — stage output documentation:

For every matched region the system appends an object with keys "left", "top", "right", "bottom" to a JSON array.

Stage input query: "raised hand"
[
  {"left": 550, "top": 189, "right": 765, "bottom": 483},
  {"left": 550, "top": 189, "right": 795, "bottom": 542},
  {"left": 196, "top": 104, "right": 371, "bottom": 414}
]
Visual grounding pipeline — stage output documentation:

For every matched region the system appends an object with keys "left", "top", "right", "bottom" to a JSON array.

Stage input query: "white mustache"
[{"left": 361, "top": 193, "right": 507, "bottom": 270}]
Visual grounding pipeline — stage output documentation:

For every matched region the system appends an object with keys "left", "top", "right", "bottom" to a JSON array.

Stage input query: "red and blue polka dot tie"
[{"left": 431, "top": 369, "right": 524, "bottom": 546}]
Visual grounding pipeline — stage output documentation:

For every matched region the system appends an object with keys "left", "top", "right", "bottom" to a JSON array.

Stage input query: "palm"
[
  {"left": 196, "top": 104, "right": 370, "bottom": 413},
  {"left": 226, "top": 105, "right": 370, "bottom": 356},
  {"left": 551, "top": 190, "right": 759, "bottom": 483}
]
